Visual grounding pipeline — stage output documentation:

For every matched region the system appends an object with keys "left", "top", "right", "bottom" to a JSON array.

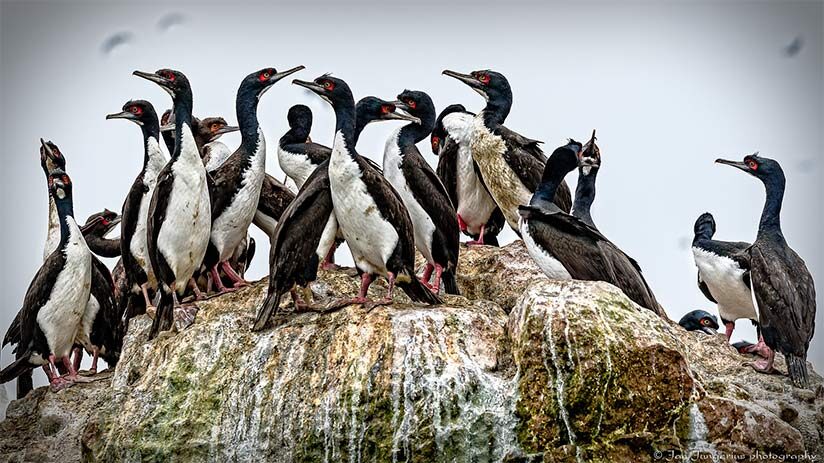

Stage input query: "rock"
[{"left": 1, "top": 241, "right": 822, "bottom": 462}]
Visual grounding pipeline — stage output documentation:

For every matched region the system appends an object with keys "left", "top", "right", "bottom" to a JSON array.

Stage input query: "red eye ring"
[
  {"left": 406, "top": 99, "right": 417, "bottom": 109},
  {"left": 165, "top": 71, "right": 175, "bottom": 81},
  {"left": 322, "top": 80, "right": 334, "bottom": 90},
  {"left": 747, "top": 160, "right": 758, "bottom": 170},
  {"left": 431, "top": 136, "right": 440, "bottom": 150},
  {"left": 477, "top": 73, "right": 490, "bottom": 84},
  {"left": 259, "top": 70, "right": 271, "bottom": 82}
]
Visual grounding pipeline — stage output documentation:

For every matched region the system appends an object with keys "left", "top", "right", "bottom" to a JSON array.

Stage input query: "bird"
[
  {"left": 0, "top": 173, "right": 92, "bottom": 392},
  {"left": 39, "top": 139, "right": 67, "bottom": 260},
  {"left": 253, "top": 96, "right": 420, "bottom": 330},
  {"left": 691, "top": 212, "right": 767, "bottom": 357},
  {"left": 292, "top": 74, "right": 441, "bottom": 306},
  {"left": 518, "top": 140, "right": 664, "bottom": 316},
  {"left": 431, "top": 104, "right": 504, "bottom": 246},
  {"left": 133, "top": 68, "right": 213, "bottom": 339},
  {"left": 107, "top": 100, "right": 168, "bottom": 314},
  {"left": 278, "top": 104, "right": 332, "bottom": 189},
  {"left": 442, "top": 69, "right": 571, "bottom": 231},
  {"left": 678, "top": 310, "right": 720, "bottom": 335},
  {"left": 571, "top": 130, "right": 600, "bottom": 229},
  {"left": 252, "top": 175, "right": 296, "bottom": 238},
  {"left": 203, "top": 65, "right": 304, "bottom": 295},
  {"left": 79, "top": 209, "right": 121, "bottom": 258},
  {"left": 384, "top": 90, "right": 460, "bottom": 294},
  {"left": 196, "top": 117, "right": 239, "bottom": 171},
  {"left": 100, "top": 31, "right": 133, "bottom": 56},
  {"left": 716, "top": 153, "right": 816, "bottom": 387},
  {"left": 160, "top": 109, "right": 176, "bottom": 154}
]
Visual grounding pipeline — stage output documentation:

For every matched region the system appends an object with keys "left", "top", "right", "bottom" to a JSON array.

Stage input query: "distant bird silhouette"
[
  {"left": 157, "top": 12, "right": 186, "bottom": 32},
  {"left": 100, "top": 32, "right": 133, "bottom": 55},
  {"left": 784, "top": 36, "right": 803, "bottom": 57}
]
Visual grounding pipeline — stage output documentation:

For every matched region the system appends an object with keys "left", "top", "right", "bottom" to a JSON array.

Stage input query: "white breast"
[
  {"left": 315, "top": 211, "right": 339, "bottom": 261},
  {"left": 35, "top": 218, "right": 92, "bottom": 362},
  {"left": 470, "top": 117, "right": 532, "bottom": 230},
  {"left": 328, "top": 130, "right": 399, "bottom": 276},
  {"left": 520, "top": 217, "right": 572, "bottom": 280},
  {"left": 204, "top": 141, "right": 232, "bottom": 172},
  {"left": 43, "top": 197, "right": 60, "bottom": 261},
  {"left": 278, "top": 146, "right": 316, "bottom": 189},
  {"left": 75, "top": 294, "right": 100, "bottom": 352},
  {"left": 383, "top": 130, "right": 435, "bottom": 264},
  {"left": 211, "top": 129, "right": 267, "bottom": 262},
  {"left": 130, "top": 137, "right": 167, "bottom": 289},
  {"left": 156, "top": 124, "right": 212, "bottom": 288},
  {"left": 692, "top": 247, "right": 757, "bottom": 322}
]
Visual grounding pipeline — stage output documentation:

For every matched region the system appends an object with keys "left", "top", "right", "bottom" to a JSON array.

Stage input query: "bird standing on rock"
[{"left": 716, "top": 153, "right": 816, "bottom": 387}]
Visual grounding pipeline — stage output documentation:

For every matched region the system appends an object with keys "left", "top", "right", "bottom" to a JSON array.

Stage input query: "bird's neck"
[
  {"left": 530, "top": 157, "right": 573, "bottom": 210},
  {"left": 572, "top": 168, "right": 598, "bottom": 226},
  {"left": 757, "top": 175, "right": 785, "bottom": 239},
  {"left": 171, "top": 95, "right": 194, "bottom": 161},
  {"left": 398, "top": 113, "right": 435, "bottom": 148},
  {"left": 334, "top": 102, "right": 358, "bottom": 155},
  {"left": 237, "top": 91, "right": 261, "bottom": 156},
  {"left": 280, "top": 125, "right": 310, "bottom": 147},
  {"left": 481, "top": 95, "right": 511, "bottom": 128},
  {"left": 84, "top": 233, "right": 120, "bottom": 258},
  {"left": 141, "top": 120, "right": 161, "bottom": 169},
  {"left": 55, "top": 196, "right": 75, "bottom": 248}
]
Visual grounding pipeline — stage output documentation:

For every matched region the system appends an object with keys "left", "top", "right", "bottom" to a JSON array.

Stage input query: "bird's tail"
[
  {"left": 442, "top": 267, "right": 460, "bottom": 295},
  {"left": 252, "top": 289, "right": 283, "bottom": 332},
  {"left": 148, "top": 287, "right": 174, "bottom": 340},
  {"left": 0, "top": 354, "right": 32, "bottom": 385},
  {"left": 787, "top": 354, "right": 809, "bottom": 389},
  {"left": 398, "top": 273, "right": 442, "bottom": 305},
  {"left": 17, "top": 370, "right": 33, "bottom": 398}
]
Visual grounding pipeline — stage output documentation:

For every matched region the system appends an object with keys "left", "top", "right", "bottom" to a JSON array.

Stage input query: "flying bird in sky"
[{"left": 100, "top": 32, "right": 133, "bottom": 55}]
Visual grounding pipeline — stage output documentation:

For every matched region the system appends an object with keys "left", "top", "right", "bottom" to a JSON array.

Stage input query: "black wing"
[
  {"left": 497, "top": 125, "right": 547, "bottom": 163},
  {"left": 435, "top": 136, "right": 459, "bottom": 208},
  {"left": 146, "top": 165, "right": 175, "bottom": 285},
  {"left": 520, "top": 206, "right": 663, "bottom": 315},
  {"left": 697, "top": 274, "right": 718, "bottom": 304},
  {"left": 120, "top": 174, "right": 149, "bottom": 286},
  {"left": 257, "top": 174, "right": 296, "bottom": 223},
  {"left": 283, "top": 142, "right": 332, "bottom": 166},
  {"left": 209, "top": 152, "right": 250, "bottom": 219},
  {"left": 90, "top": 257, "right": 119, "bottom": 362},
  {"left": 18, "top": 252, "right": 67, "bottom": 356}
]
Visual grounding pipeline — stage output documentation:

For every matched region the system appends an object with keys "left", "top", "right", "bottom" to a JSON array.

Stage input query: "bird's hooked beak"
[
  {"left": 388, "top": 101, "right": 422, "bottom": 124},
  {"left": 443, "top": 70, "right": 479, "bottom": 87},
  {"left": 700, "top": 326, "right": 718, "bottom": 336},
  {"left": 106, "top": 110, "right": 139, "bottom": 123},
  {"left": 214, "top": 125, "right": 240, "bottom": 136},
  {"left": 715, "top": 158, "right": 750, "bottom": 173},
  {"left": 270, "top": 65, "right": 306, "bottom": 84},
  {"left": 40, "top": 138, "right": 64, "bottom": 173},
  {"left": 292, "top": 78, "right": 324, "bottom": 94},
  {"left": 133, "top": 70, "right": 169, "bottom": 87},
  {"left": 40, "top": 138, "right": 55, "bottom": 158},
  {"left": 160, "top": 123, "right": 175, "bottom": 133}
]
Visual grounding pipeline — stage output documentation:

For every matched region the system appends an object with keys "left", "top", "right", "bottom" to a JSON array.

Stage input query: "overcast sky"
[{"left": 1, "top": 0, "right": 821, "bottom": 399}]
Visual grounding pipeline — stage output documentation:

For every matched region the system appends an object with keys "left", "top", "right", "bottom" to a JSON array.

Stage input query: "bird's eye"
[
  {"left": 746, "top": 159, "right": 758, "bottom": 170},
  {"left": 701, "top": 318, "right": 710, "bottom": 326},
  {"left": 259, "top": 70, "right": 272, "bottom": 82},
  {"left": 406, "top": 99, "right": 417, "bottom": 109},
  {"left": 322, "top": 80, "right": 334, "bottom": 90},
  {"left": 381, "top": 104, "right": 393, "bottom": 114},
  {"left": 101, "top": 218, "right": 110, "bottom": 226},
  {"left": 165, "top": 71, "right": 176, "bottom": 81},
  {"left": 477, "top": 73, "right": 490, "bottom": 84},
  {"left": 431, "top": 136, "right": 440, "bottom": 151},
  {"left": 211, "top": 123, "right": 220, "bottom": 131},
  {"left": 130, "top": 106, "right": 143, "bottom": 115}
]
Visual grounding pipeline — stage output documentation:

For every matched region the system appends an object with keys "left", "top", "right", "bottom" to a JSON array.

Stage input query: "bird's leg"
[
  {"left": 46, "top": 355, "right": 71, "bottom": 391},
  {"left": 61, "top": 355, "right": 91, "bottom": 383},
  {"left": 141, "top": 283, "right": 154, "bottom": 311},
  {"left": 466, "top": 225, "right": 485, "bottom": 246},
  {"left": 431, "top": 264, "right": 444, "bottom": 294},
  {"left": 72, "top": 346, "right": 83, "bottom": 372},
  {"left": 724, "top": 322, "right": 735, "bottom": 341},
  {"left": 457, "top": 214, "right": 468, "bottom": 232},
  {"left": 742, "top": 335, "right": 772, "bottom": 359},
  {"left": 210, "top": 265, "right": 230, "bottom": 294},
  {"left": 89, "top": 347, "right": 99, "bottom": 375},
  {"left": 420, "top": 264, "right": 434, "bottom": 288},
  {"left": 188, "top": 278, "right": 205, "bottom": 300},
  {"left": 321, "top": 244, "right": 339, "bottom": 271},
  {"left": 290, "top": 288, "right": 309, "bottom": 311},
  {"left": 221, "top": 261, "right": 249, "bottom": 288},
  {"left": 750, "top": 347, "right": 778, "bottom": 374}
]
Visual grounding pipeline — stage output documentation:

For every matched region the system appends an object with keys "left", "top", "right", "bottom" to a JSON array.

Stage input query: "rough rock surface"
[{"left": 1, "top": 241, "right": 822, "bottom": 462}]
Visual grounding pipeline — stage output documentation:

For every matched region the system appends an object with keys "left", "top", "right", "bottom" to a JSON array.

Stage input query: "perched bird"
[
  {"left": 39, "top": 140, "right": 67, "bottom": 260},
  {"left": 79, "top": 209, "right": 121, "bottom": 258},
  {"left": 691, "top": 212, "right": 766, "bottom": 357},
  {"left": 134, "top": 68, "right": 212, "bottom": 339},
  {"left": 196, "top": 117, "right": 239, "bottom": 171},
  {"left": 253, "top": 97, "right": 420, "bottom": 330},
  {"left": 203, "top": 66, "right": 304, "bottom": 295},
  {"left": 293, "top": 74, "right": 441, "bottom": 306},
  {"left": 518, "top": 141, "right": 664, "bottom": 316},
  {"left": 160, "top": 109, "right": 176, "bottom": 154},
  {"left": 716, "top": 153, "right": 816, "bottom": 387},
  {"left": 571, "top": 130, "right": 600, "bottom": 229},
  {"left": 0, "top": 173, "right": 91, "bottom": 391},
  {"left": 431, "top": 104, "right": 504, "bottom": 246},
  {"left": 385, "top": 90, "right": 460, "bottom": 294},
  {"left": 252, "top": 175, "right": 296, "bottom": 237},
  {"left": 278, "top": 104, "right": 332, "bottom": 189},
  {"left": 442, "top": 69, "right": 571, "bottom": 231},
  {"left": 107, "top": 100, "right": 168, "bottom": 314},
  {"left": 678, "top": 309, "right": 720, "bottom": 335}
]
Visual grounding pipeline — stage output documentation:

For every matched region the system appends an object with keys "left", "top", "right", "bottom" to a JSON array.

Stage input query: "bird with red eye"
[
  {"left": 678, "top": 309, "right": 719, "bottom": 335},
  {"left": 39, "top": 138, "right": 66, "bottom": 177}
]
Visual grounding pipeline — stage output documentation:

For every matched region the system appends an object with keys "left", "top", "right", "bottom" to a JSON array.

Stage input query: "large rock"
[{"left": 1, "top": 241, "right": 822, "bottom": 462}]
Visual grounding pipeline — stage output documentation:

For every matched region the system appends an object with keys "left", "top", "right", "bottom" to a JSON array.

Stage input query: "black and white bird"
[
  {"left": 107, "top": 100, "right": 167, "bottom": 312},
  {"left": 252, "top": 175, "right": 296, "bottom": 237},
  {"left": 1, "top": 173, "right": 91, "bottom": 392},
  {"left": 80, "top": 209, "right": 121, "bottom": 258},
  {"left": 203, "top": 66, "right": 304, "bottom": 294},
  {"left": 133, "top": 68, "right": 212, "bottom": 339},
  {"left": 253, "top": 97, "right": 423, "bottom": 330},
  {"left": 678, "top": 310, "right": 720, "bottom": 335},
  {"left": 518, "top": 141, "right": 664, "bottom": 316},
  {"left": 571, "top": 130, "right": 601, "bottom": 229},
  {"left": 716, "top": 153, "right": 816, "bottom": 387},
  {"left": 39, "top": 140, "right": 67, "bottom": 260},
  {"left": 442, "top": 69, "right": 571, "bottom": 231},
  {"left": 293, "top": 74, "right": 440, "bottom": 306},
  {"left": 385, "top": 90, "right": 460, "bottom": 294},
  {"left": 431, "top": 104, "right": 504, "bottom": 246},
  {"left": 278, "top": 104, "right": 332, "bottom": 189}
]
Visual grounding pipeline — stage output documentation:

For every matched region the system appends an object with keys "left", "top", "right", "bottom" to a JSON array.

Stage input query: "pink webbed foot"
[
  {"left": 742, "top": 339, "right": 772, "bottom": 359},
  {"left": 221, "top": 261, "right": 248, "bottom": 288}
]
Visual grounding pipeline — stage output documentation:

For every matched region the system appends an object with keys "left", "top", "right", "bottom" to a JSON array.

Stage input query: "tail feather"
[
  {"left": 399, "top": 275, "right": 442, "bottom": 305},
  {"left": 17, "top": 370, "right": 33, "bottom": 399},
  {"left": 442, "top": 268, "right": 460, "bottom": 295},
  {"left": 0, "top": 354, "right": 33, "bottom": 385},
  {"left": 787, "top": 354, "right": 809, "bottom": 389},
  {"left": 252, "top": 289, "right": 283, "bottom": 332},
  {"left": 148, "top": 288, "right": 174, "bottom": 340}
]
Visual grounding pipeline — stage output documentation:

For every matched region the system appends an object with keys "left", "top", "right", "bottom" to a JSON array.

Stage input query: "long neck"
[
  {"left": 398, "top": 113, "right": 435, "bottom": 148},
  {"left": 84, "top": 233, "right": 121, "bottom": 258},
  {"left": 281, "top": 124, "right": 310, "bottom": 147},
  {"left": 55, "top": 196, "right": 75, "bottom": 249},
  {"left": 237, "top": 89, "right": 261, "bottom": 155},
  {"left": 757, "top": 175, "right": 785, "bottom": 239},
  {"left": 172, "top": 92, "right": 194, "bottom": 161},
  {"left": 572, "top": 168, "right": 598, "bottom": 227},
  {"left": 530, "top": 165, "right": 569, "bottom": 211},
  {"left": 141, "top": 118, "right": 161, "bottom": 169},
  {"left": 335, "top": 100, "right": 358, "bottom": 154},
  {"left": 481, "top": 94, "right": 511, "bottom": 128}
]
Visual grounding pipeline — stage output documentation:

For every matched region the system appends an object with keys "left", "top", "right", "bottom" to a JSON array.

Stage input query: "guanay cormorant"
[
  {"left": 442, "top": 69, "right": 571, "bottom": 231},
  {"left": 716, "top": 153, "right": 816, "bottom": 387},
  {"left": 431, "top": 104, "right": 504, "bottom": 246},
  {"left": 385, "top": 90, "right": 460, "bottom": 294},
  {"left": 134, "top": 68, "right": 212, "bottom": 339},
  {"left": 203, "top": 66, "right": 304, "bottom": 294},
  {"left": 293, "top": 74, "right": 440, "bottom": 306},
  {"left": 518, "top": 141, "right": 664, "bottom": 316}
]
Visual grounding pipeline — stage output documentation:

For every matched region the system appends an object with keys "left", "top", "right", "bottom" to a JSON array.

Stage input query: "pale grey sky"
[{"left": 1, "top": 1, "right": 821, "bottom": 399}]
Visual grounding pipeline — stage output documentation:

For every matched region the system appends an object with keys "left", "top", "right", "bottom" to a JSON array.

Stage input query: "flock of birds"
[{"left": 0, "top": 65, "right": 817, "bottom": 401}]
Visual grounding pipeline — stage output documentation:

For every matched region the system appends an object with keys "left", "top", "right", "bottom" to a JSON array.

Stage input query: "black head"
[
  {"left": 80, "top": 209, "right": 121, "bottom": 236},
  {"left": 106, "top": 100, "right": 159, "bottom": 128},
  {"left": 287, "top": 105, "right": 313, "bottom": 133},
  {"left": 197, "top": 117, "right": 239, "bottom": 143},
  {"left": 293, "top": 74, "right": 354, "bottom": 109},
  {"left": 430, "top": 104, "right": 468, "bottom": 155},
  {"left": 678, "top": 309, "right": 719, "bottom": 335},
  {"left": 239, "top": 66, "right": 305, "bottom": 101},
  {"left": 394, "top": 90, "right": 435, "bottom": 121},
  {"left": 40, "top": 138, "right": 66, "bottom": 176},
  {"left": 693, "top": 212, "right": 716, "bottom": 238},
  {"left": 442, "top": 69, "right": 512, "bottom": 104},
  {"left": 580, "top": 129, "right": 601, "bottom": 175},
  {"left": 356, "top": 96, "right": 421, "bottom": 126},
  {"left": 133, "top": 69, "right": 191, "bottom": 99},
  {"left": 715, "top": 153, "right": 785, "bottom": 183},
  {"left": 544, "top": 139, "right": 583, "bottom": 181}
]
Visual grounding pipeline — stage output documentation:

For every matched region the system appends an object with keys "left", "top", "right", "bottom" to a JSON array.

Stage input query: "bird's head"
[
  {"left": 430, "top": 104, "right": 467, "bottom": 155},
  {"left": 715, "top": 153, "right": 785, "bottom": 183},
  {"left": 293, "top": 74, "right": 354, "bottom": 110},
  {"left": 393, "top": 90, "right": 435, "bottom": 124},
  {"left": 81, "top": 209, "right": 121, "bottom": 236},
  {"left": 442, "top": 69, "right": 511, "bottom": 103},
  {"left": 543, "top": 139, "right": 583, "bottom": 182},
  {"left": 287, "top": 104, "right": 314, "bottom": 140},
  {"left": 106, "top": 100, "right": 158, "bottom": 128},
  {"left": 199, "top": 117, "right": 239, "bottom": 142},
  {"left": 693, "top": 212, "right": 716, "bottom": 238},
  {"left": 40, "top": 138, "right": 66, "bottom": 176},
  {"left": 356, "top": 96, "right": 421, "bottom": 126},
  {"left": 679, "top": 309, "right": 719, "bottom": 335},
  {"left": 579, "top": 129, "right": 601, "bottom": 175},
  {"left": 240, "top": 66, "right": 305, "bottom": 101},
  {"left": 133, "top": 69, "right": 191, "bottom": 99}
]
